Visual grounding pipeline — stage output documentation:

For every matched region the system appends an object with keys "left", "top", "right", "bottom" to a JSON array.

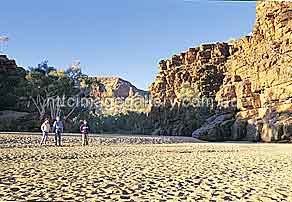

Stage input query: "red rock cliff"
[
  {"left": 150, "top": 1, "right": 292, "bottom": 141},
  {"left": 215, "top": 1, "right": 292, "bottom": 142}
]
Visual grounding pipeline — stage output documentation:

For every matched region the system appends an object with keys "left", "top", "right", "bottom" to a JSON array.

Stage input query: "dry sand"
[{"left": 0, "top": 134, "right": 292, "bottom": 201}]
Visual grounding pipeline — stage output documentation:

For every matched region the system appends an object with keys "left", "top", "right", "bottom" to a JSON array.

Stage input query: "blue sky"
[{"left": 0, "top": 0, "right": 256, "bottom": 90}]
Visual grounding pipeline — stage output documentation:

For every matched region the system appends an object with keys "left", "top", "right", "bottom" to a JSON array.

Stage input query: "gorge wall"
[
  {"left": 149, "top": 1, "right": 292, "bottom": 141},
  {"left": 0, "top": 54, "right": 26, "bottom": 110},
  {"left": 216, "top": 1, "right": 292, "bottom": 142},
  {"left": 148, "top": 41, "right": 233, "bottom": 137},
  {"left": 0, "top": 55, "right": 18, "bottom": 73},
  {"left": 149, "top": 42, "right": 231, "bottom": 104}
]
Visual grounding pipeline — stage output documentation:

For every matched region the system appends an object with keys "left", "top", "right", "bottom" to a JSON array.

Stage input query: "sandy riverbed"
[{"left": 0, "top": 134, "right": 292, "bottom": 201}]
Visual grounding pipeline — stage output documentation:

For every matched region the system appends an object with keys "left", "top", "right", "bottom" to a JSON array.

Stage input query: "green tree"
[{"left": 25, "top": 61, "right": 81, "bottom": 121}]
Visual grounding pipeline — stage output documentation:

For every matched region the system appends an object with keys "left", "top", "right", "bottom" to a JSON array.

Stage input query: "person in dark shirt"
[
  {"left": 53, "top": 116, "right": 64, "bottom": 146},
  {"left": 80, "top": 120, "right": 90, "bottom": 146}
]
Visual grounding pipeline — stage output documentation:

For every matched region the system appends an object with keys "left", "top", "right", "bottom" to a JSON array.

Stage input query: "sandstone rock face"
[
  {"left": 90, "top": 77, "right": 148, "bottom": 98},
  {"left": 148, "top": 43, "right": 232, "bottom": 136},
  {"left": 149, "top": 43, "right": 231, "bottom": 104},
  {"left": 215, "top": 1, "right": 292, "bottom": 142},
  {"left": 151, "top": 1, "right": 292, "bottom": 141},
  {"left": 0, "top": 55, "right": 27, "bottom": 112},
  {"left": 0, "top": 55, "right": 17, "bottom": 73},
  {"left": 88, "top": 77, "right": 149, "bottom": 115},
  {"left": 192, "top": 113, "right": 235, "bottom": 141}
]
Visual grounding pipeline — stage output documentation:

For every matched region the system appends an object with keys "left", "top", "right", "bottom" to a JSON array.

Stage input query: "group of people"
[{"left": 40, "top": 116, "right": 90, "bottom": 146}]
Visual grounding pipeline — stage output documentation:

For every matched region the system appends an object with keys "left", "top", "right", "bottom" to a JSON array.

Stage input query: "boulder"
[{"left": 192, "top": 113, "right": 235, "bottom": 141}]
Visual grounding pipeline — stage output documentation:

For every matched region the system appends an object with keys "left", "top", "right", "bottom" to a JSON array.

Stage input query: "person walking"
[
  {"left": 53, "top": 116, "right": 64, "bottom": 146},
  {"left": 40, "top": 118, "right": 50, "bottom": 145},
  {"left": 80, "top": 120, "right": 90, "bottom": 146}
]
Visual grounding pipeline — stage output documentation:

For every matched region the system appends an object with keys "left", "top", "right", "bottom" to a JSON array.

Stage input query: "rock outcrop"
[
  {"left": 215, "top": 1, "right": 292, "bottom": 142},
  {"left": 148, "top": 42, "right": 233, "bottom": 136},
  {"left": 148, "top": 42, "right": 234, "bottom": 136},
  {"left": 0, "top": 55, "right": 36, "bottom": 131},
  {"left": 149, "top": 43, "right": 231, "bottom": 104},
  {"left": 89, "top": 77, "right": 148, "bottom": 98},
  {"left": 87, "top": 77, "right": 149, "bottom": 115},
  {"left": 0, "top": 55, "right": 26, "bottom": 111},
  {"left": 0, "top": 55, "right": 18, "bottom": 73},
  {"left": 192, "top": 113, "right": 235, "bottom": 141},
  {"left": 150, "top": 1, "right": 292, "bottom": 142}
]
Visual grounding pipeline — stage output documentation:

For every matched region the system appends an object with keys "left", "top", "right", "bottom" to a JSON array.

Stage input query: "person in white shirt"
[
  {"left": 40, "top": 118, "right": 50, "bottom": 145},
  {"left": 80, "top": 120, "right": 90, "bottom": 146}
]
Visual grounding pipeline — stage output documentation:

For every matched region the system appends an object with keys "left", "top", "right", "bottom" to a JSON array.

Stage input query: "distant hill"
[{"left": 88, "top": 76, "right": 148, "bottom": 99}]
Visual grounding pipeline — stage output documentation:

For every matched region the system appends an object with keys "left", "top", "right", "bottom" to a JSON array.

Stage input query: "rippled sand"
[{"left": 0, "top": 134, "right": 292, "bottom": 201}]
